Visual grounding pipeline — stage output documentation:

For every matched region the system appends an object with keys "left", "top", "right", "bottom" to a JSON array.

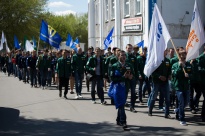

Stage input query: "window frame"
[{"left": 124, "top": 0, "right": 130, "bottom": 18}]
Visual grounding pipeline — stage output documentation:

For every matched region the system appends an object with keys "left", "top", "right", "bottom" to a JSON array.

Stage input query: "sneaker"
[
  {"left": 139, "top": 101, "right": 144, "bottom": 105},
  {"left": 180, "top": 121, "right": 187, "bottom": 126},
  {"left": 101, "top": 101, "right": 107, "bottom": 105},
  {"left": 70, "top": 91, "right": 74, "bottom": 94},
  {"left": 130, "top": 107, "right": 137, "bottom": 113},
  {"left": 165, "top": 114, "right": 172, "bottom": 119},
  {"left": 78, "top": 95, "right": 83, "bottom": 98},
  {"left": 75, "top": 95, "right": 79, "bottom": 99},
  {"left": 92, "top": 100, "right": 96, "bottom": 104},
  {"left": 122, "top": 123, "right": 128, "bottom": 129}
]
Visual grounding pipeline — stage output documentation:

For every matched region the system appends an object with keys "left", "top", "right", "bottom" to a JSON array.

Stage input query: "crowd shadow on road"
[{"left": 0, "top": 115, "right": 201, "bottom": 136}]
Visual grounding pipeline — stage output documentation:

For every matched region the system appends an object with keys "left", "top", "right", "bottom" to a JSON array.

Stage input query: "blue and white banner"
[{"left": 104, "top": 27, "right": 114, "bottom": 50}]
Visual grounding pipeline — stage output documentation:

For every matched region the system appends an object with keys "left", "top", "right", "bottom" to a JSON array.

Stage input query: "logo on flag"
[
  {"left": 143, "top": 4, "right": 171, "bottom": 77},
  {"left": 104, "top": 27, "right": 114, "bottom": 50},
  {"left": 185, "top": 0, "right": 205, "bottom": 61},
  {"left": 40, "top": 20, "right": 62, "bottom": 49}
]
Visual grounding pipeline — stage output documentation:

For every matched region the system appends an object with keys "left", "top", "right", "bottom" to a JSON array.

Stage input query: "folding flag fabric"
[
  {"left": 5, "top": 38, "right": 10, "bottom": 52},
  {"left": 104, "top": 27, "right": 114, "bottom": 50},
  {"left": 0, "top": 31, "right": 5, "bottom": 51},
  {"left": 40, "top": 20, "right": 62, "bottom": 49},
  {"left": 186, "top": 0, "right": 205, "bottom": 61},
  {"left": 70, "top": 38, "right": 79, "bottom": 52},
  {"left": 143, "top": 4, "right": 171, "bottom": 77},
  {"left": 33, "top": 36, "right": 37, "bottom": 50},
  {"left": 66, "top": 34, "right": 73, "bottom": 47},
  {"left": 26, "top": 40, "right": 34, "bottom": 52},
  {"left": 137, "top": 40, "right": 144, "bottom": 54},
  {"left": 14, "top": 35, "right": 20, "bottom": 49}
]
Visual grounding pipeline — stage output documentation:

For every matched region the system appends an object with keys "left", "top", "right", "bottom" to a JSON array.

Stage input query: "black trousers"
[{"left": 59, "top": 77, "right": 69, "bottom": 96}]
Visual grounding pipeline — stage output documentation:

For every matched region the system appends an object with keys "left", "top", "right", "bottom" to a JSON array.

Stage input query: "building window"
[
  {"left": 105, "top": 0, "right": 109, "bottom": 22},
  {"left": 135, "top": 0, "right": 142, "bottom": 15},
  {"left": 124, "top": 0, "right": 130, "bottom": 17},
  {"left": 111, "top": 0, "right": 115, "bottom": 19}
]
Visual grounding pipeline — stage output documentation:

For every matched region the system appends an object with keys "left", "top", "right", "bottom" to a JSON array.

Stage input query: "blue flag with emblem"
[
  {"left": 70, "top": 37, "right": 79, "bottom": 52},
  {"left": 14, "top": 35, "right": 20, "bottom": 49},
  {"left": 137, "top": 40, "right": 144, "bottom": 54},
  {"left": 40, "top": 20, "right": 62, "bottom": 49},
  {"left": 104, "top": 27, "right": 114, "bottom": 50}
]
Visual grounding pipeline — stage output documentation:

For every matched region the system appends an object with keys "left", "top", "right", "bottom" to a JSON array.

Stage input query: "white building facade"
[{"left": 88, "top": 0, "right": 205, "bottom": 50}]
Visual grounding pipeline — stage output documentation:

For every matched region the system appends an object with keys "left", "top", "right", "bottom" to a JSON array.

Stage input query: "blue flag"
[
  {"left": 137, "top": 40, "right": 144, "bottom": 48},
  {"left": 40, "top": 20, "right": 62, "bottom": 49},
  {"left": 70, "top": 38, "right": 79, "bottom": 52},
  {"left": 14, "top": 35, "right": 20, "bottom": 49},
  {"left": 66, "top": 34, "right": 73, "bottom": 47},
  {"left": 104, "top": 27, "right": 114, "bottom": 50}
]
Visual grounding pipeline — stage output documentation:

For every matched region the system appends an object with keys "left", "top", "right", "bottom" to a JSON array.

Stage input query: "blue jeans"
[
  {"left": 142, "top": 77, "right": 151, "bottom": 97},
  {"left": 91, "top": 76, "right": 104, "bottom": 102},
  {"left": 148, "top": 82, "right": 170, "bottom": 115},
  {"left": 117, "top": 106, "right": 126, "bottom": 124},
  {"left": 176, "top": 90, "right": 190, "bottom": 121},
  {"left": 75, "top": 72, "right": 83, "bottom": 95}
]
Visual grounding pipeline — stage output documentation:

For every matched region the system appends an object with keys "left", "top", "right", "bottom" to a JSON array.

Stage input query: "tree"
[{"left": 0, "top": 0, "right": 48, "bottom": 49}]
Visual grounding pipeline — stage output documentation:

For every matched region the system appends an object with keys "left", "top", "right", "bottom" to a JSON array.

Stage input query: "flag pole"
[
  {"left": 37, "top": 37, "right": 40, "bottom": 56},
  {"left": 170, "top": 38, "right": 186, "bottom": 74}
]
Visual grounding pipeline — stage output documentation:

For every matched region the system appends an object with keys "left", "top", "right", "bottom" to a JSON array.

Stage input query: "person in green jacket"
[
  {"left": 56, "top": 50, "right": 71, "bottom": 99},
  {"left": 110, "top": 50, "right": 134, "bottom": 129},
  {"left": 86, "top": 47, "right": 106, "bottom": 104},
  {"left": 71, "top": 47, "right": 86, "bottom": 99},
  {"left": 125, "top": 44, "right": 138, "bottom": 112},
  {"left": 197, "top": 46, "right": 205, "bottom": 122},
  {"left": 36, "top": 49, "right": 51, "bottom": 90},
  {"left": 189, "top": 59, "right": 201, "bottom": 114},
  {"left": 172, "top": 49, "right": 192, "bottom": 126},
  {"left": 148, "top": 49, "right": 171, "bottom": 119}
]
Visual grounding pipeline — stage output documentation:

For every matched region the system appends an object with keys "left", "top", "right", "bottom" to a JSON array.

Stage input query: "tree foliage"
[
  {"left": 0, "top": 0, "right": 88, "bottom": 50},
  {"left": 0, "top": 0, "right": 48, "bottom": 48}
]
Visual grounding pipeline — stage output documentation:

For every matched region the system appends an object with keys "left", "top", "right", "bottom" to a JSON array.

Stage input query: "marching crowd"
[{"left": 0, "top": 44, "right": 204, "bottom": 128}]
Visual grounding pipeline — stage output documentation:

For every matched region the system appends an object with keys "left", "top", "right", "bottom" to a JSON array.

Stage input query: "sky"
[{"left": 47, "top": 0, "right": 88, "bottom": 15}]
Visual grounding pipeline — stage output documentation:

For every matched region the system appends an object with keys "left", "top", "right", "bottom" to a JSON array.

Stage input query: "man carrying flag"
[{"left": 144, "top": 4, "right": 172, "bottom": 121}]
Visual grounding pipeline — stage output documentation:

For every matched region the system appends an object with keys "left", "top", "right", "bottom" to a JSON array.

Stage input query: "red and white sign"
[{"left": 122, "top": 17, "right": 143, "bottom": 32}]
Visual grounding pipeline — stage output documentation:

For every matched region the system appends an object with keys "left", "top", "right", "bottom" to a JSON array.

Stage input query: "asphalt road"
[{"left": 0, "top": 72, "right": 204, "bottom": 136}]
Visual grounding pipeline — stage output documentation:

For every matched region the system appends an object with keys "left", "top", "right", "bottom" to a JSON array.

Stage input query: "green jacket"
[
  {"left": 104, "top": 54, "right": 114, "bottom": 74},
  {"left": 86, "top": 55, "right": 105, "bottom": 76},
  {"left": 172, "top": 62, "right": 192, "bottom": 91},
  {"left": 137, "top": 55, "right": 146, "bottom": 79},
  {"left": 126, "top": 53, "right": 138, "bottom": 79},
  {"left": 36, "top": 55, "right": 51, "bottom": 70},
  {"left": 71, "top": 53, "right": 86, "bottom": 74},
  {"left": 56, "top": 57, "right": 71, "bottom": 78},
  {"left": 197, "top": 53, "right": 205, "bottom": 84},
  {"left": 152, "top": 57, "right": 171, "bottom": 84},
  {"left": 189, "top": 60, "right": 201, "bottom": 83},
  {"left": 170, "top": 55, "right": 178, "bottom": 67},
  {"left": 110, "top": 61, "right": 134, "bottom": 91}
]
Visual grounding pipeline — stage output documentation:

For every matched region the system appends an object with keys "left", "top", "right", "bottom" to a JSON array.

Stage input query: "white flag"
[
  {"left": 5, "top": 38, "right": 10, "bottom": 53},
  {"left": 26, "top": 40, "right": 34, "bottom": 52},
  {"left": 186, "top": 0, "right": 205, "bottom": 61},
  {"left": 144, "top": 4, "right": 171, "bottom": 77},
  {"left": 0, "top": 31, "right": 5, "bottom": 51}
]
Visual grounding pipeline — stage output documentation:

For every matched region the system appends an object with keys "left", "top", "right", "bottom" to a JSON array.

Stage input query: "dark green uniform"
[
  {"left": 86, "top": 55, "right": 105, "bottom": 76},
  {"left": 172, "top": 62, "right": 192, "bottom": 91},
  {"left": 36, "top": 55, "right": 51, "bottom": 70},
  {"left": 152, "top": 57, "right": 171, "bottom": 83},
  {"left": 125, "top": 53, "right": 138, "bottom": 79},
  {"left": 71, "top": 54, "right": 86, "bottom": 74},
  {"left": 137, "top": 55, "right": 146, "bottom": 79},
  {"left": 56, "top": 57, "right": 71, "bottom": 78},
  {"left": 110, "top": 61, "right": 134, "bottom": 92}
]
